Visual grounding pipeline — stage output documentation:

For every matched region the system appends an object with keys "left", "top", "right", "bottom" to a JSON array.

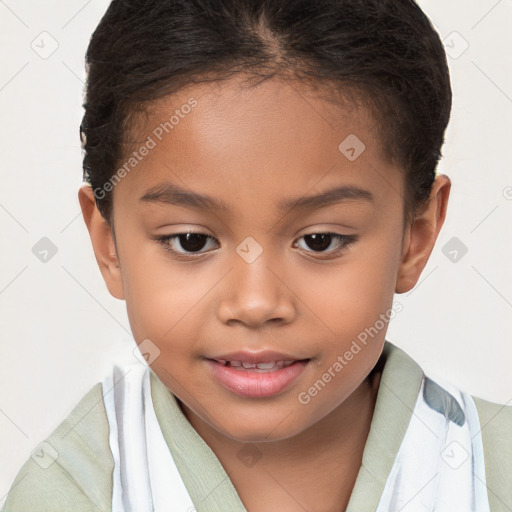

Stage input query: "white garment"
[
  {"left": 102, "top": 363, "right": 196, "bottom": 512},
  {"left": 101, "top": 363, "right": 490, "bottom": 512},
  {"left": 375, "top": 376, "right": 490, "bottom": 512}
]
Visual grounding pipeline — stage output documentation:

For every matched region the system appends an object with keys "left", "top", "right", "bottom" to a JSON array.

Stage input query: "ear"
[
  {"left": 395, "top": 174, "right": 451, "bottom": 294},
  {"left": 78, "top": 185, "right": 125, "bottom": 300}
]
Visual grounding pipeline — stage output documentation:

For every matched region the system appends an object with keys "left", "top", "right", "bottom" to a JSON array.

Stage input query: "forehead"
[
  {"left": 114, "top": 75, "right": 403, "bottom": 216},
  {"left": 138, "top": 75, "right": 380, "bottom": 154}
]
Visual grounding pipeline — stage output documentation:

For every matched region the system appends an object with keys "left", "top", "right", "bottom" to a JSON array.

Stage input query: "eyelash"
[{"left": 154, "top": 231, "right": 358, "bottom": 259}]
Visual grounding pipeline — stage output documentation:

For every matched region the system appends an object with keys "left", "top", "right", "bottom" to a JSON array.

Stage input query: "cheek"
[
  {"left": 119, "top": 242, "right": 210, "bottom": 350},
  {"left": 294, "top": 240, "right": 400, "bottom": 338}
]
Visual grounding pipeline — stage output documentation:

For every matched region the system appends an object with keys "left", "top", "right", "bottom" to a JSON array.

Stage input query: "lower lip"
[{"left": 206, "top": 360, "right": 309, "bottom": 398}]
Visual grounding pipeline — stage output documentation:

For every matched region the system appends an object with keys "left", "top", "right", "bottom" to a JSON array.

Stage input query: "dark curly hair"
[{"left": 80, "top": 0, "right": 452, "bottom": 225}]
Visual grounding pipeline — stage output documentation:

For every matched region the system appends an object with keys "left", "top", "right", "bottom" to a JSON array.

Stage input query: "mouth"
[
  {"left": 205, "top": 356, "right": 311, "bottom": 398},
  {"left": 212, "top": 359, "right": 301, "bottom": 372}
]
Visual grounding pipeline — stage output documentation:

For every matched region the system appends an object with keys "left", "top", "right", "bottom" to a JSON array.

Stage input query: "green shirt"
[{"left": 3, "top": 341, "right": 511, "bottom": 511}]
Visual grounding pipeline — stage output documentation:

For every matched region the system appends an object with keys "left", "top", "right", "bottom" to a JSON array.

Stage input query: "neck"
[{"left": 181, "top": 370, "right": 382, "bottom": 512}]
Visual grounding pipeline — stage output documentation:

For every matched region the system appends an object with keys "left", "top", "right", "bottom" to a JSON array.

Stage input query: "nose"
[{"left": 217, "top": 248, "right": 297, "bottom": 329}]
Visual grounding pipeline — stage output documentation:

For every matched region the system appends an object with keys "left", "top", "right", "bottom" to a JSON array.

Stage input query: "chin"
[{"left": 211, "top": 412, "right": 307, "bottom": 444}]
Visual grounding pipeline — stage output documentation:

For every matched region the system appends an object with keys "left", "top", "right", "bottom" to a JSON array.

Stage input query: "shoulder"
[
  {"left": 383, "top": 341, "right": 511, "bottom": 507},
  {"left": 2, "top": 382, "right": 113, "bottom": 512},
  {"left": 473, "top": 393, "right": 512, "bottom": 441},
  {"left": 472, "top": 394, "right": 512, "bottom": 510}
]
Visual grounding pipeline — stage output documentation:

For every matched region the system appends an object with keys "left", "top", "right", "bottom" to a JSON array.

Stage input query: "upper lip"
[{"left": 207, "top": 350, "right": 309, "bottom": 364}]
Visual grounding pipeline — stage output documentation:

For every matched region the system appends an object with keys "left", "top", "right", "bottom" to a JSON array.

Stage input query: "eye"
[
  {"left": 155, "top": 231, "right": 357, "bottom": 259},
  {"left": 293, "top": 233, "right": 357, "bottom": 256},
  {"left": 157, "top": 232, "right": 219, "bottom": 255}
]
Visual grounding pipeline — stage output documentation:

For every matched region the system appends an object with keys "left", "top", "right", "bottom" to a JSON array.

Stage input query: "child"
[{"left": 3, "top": 0, "right": 511, "bottom": 510}]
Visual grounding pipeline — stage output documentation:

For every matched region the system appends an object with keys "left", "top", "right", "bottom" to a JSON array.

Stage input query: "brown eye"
[
  {"left": 295, "top": 233, "right": 357, "bottom": 255},
  {"left": 176, "top": 233, "right": 209, "bottom": 252},
  {"left": 303, "top": 233, "right": 333, "bottom": 252},
  {"left": 158, "top": 232, "right": 218, "bottom": 254}
]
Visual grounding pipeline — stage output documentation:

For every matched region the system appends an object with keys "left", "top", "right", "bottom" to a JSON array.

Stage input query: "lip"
[{"left": 205, "top": 352, "right": 310, "bottom": 398}]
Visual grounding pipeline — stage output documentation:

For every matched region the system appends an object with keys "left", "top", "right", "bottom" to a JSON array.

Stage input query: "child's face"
[{"left": 82, "top": 75, "right": 444, "bottom": 442}]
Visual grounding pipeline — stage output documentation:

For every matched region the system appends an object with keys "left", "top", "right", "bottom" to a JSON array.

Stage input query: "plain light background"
[{"left": 0, "top": 0, "right": 511, "bottom": 504}]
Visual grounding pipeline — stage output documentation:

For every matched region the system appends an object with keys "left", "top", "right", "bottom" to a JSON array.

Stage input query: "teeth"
[
  {"left": 255, "top": 362, "right": 276, "bottom": 370},
  {"left": 218, "top": 360, "right": 298, "bottom": 369}
]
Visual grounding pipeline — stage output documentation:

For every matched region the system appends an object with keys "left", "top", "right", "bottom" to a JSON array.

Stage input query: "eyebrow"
[{"left": 139, "top": 182, "right": 374, "bottom": 212}]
